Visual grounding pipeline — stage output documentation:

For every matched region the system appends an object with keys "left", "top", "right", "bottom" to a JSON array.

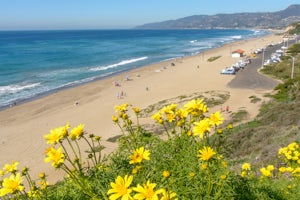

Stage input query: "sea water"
[{"left": 0, "top": 29, "right": 268, "bottom": 109}]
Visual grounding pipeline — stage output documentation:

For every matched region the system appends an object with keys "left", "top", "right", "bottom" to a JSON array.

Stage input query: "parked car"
[
  {"left": 263, "top": 59, "right": 271, "bottom": 66},
  {"left": 254, "top": 48, "right": 263, "bottom": 54},
  {"left": 220, "top": 68, "right": 236, "bottom": 75}
]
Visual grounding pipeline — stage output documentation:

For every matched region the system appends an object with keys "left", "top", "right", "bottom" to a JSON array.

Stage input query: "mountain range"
[{"left": 135, "top": 4, "right": 300, "bottom": 29}]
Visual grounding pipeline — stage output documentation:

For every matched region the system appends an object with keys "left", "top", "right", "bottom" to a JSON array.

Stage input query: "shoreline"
[
  {"left": 0, "top": 32, "right": 284, "bottom": 184},
  {"left": 0, "top": 30, "right": 272, "bottom": 111}
]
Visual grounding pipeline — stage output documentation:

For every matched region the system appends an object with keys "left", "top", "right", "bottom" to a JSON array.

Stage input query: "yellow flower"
[
  {"left": 151, "top": 112, "right": 163, "bottom": 124},
  {"left": 39, "top": 172, "right": 46, "bottom": 179},
  {"left": 220, "top": 175, "right": 227, "bottom": 180},
  {"left": 222, "top": 161, "right": 228, "bottom": 168},
  {"left": 209, "top": 111, "right": 224, "bottom": 126},
  {"left": 193, "top": 118, "right": 211, "bottom": 139},
  {"left": 166, "top": 113, "right": 176, "bottom": 123},
  {"left": 189, "top": 172, "right": 195, "bottom": 177},
  {"left": 162, "top": 170, "right": 170, "bottom": 178},
  {"left": 175, "top": 109, "right": 188, "bottom": 120},
  {"left": 279, "top": 167, "right": 286, "bottom": 173},
  {"left": 3, "top": 160, "right": 19, "bottom": 173},
  {"left": 186, "top": 131, "right": 192, "bottom": 136},
  {"left": 198, "top": 146, "right": 216, "bottom": 161},
  {"left": 242, "top": 163, "right": 251, "bottom": 171},
  {"left": 28, "top": 189, "right": 41, "bottom": 198},
  {"left": 241, "top": 171, "right": 247, "bottom": 178},
  {"left": 69, "top": 124, "right": 85, "bottom": 140},
  {"left": 44, "top": 147, "right": 65, "bottom": 168},
  {"left": 227, "top": 123, "right": 233, "bottom": 129},
  {"left": 107, "top": 175, "right": 133, "bottom": 200},
  {"left": 161, "top": 104, "right": 177, "bottom": 114},
  {"left": 217, "top": 129, "right": 223, "bottom": 134},
  {"left": 260, "top": 167, "right": 272, "bottom": 177},
  {"left": 21, "top": 167, "right": 28, "bottom": 175},
  {"left": 217, "top": 155, "right": 223, "bottom": 160},
  {"left": 267, "top": 165, "right": 275, "bottom": 171},
  {"left": 0, "top": 173, "right": 24, "bottom": 197},
  {"left": 111, "top": 116, "right": 119, "bottom": 123},
  {"left": 292, "top": 167, "right": 300, "bottom": 175},
  {"left": 121, "top": 113, "right": 129, "bottom": 120},
  {"left": 286, "top": 167, "right": 294, "bottom": 172},
  {"left": 184, "top": 99, "right": 208, "bottom": 116},
  {"left": 129, "top": 147, "right": 150, "bottom": 164},
  {"left": 288, "top": 142, "right": 298, "bottom": 151},
  {"left": 133, "top": 180, "right": 161, "bottom": 200},
  {"left": 160, "top": 189, "right": 178, "bottom": 200},
  {"left": 115, "top": 103, "right": 129, "bottom": 113},
  {"left": 39, "top": 180, "right": 49, "bottom": 190},
  {"left": 132, "top": 107, "right": 141, "bottom": 114},
  {"left": 132, "top": 165, "right": 142, "bottom": 175},
  {"left": 201, "top": 163, "right": 208, "bottom": 170},
  {"left": 44, "top": 124, "right": 69, "bottom": 144}
]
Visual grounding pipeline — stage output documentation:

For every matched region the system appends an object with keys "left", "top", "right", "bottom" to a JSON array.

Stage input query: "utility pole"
[
  {"left": 287, "top": 55, "right": 295, "bottom": 79},
  {"left": 291, "top": 56, "right": 295, "bottom": 79},
  {"left": 261, "top": 48, "right": 265, "bottom": 69}
]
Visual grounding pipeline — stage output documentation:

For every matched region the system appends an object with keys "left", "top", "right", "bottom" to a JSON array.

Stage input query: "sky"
[{"left": 0, "top": 0, "right": 299, "bottom": 30}]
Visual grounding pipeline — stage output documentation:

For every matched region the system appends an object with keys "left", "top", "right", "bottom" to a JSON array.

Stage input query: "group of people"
[{"left": 116, "top": 90, "right": 126, "bottom": 99}]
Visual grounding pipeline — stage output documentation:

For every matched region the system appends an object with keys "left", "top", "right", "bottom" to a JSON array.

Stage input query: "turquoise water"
[{"left": 0, "top": 29, "right": 268, "bottom": 108}]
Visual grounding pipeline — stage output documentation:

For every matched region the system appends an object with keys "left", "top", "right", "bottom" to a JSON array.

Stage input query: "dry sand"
[{"left": 0, "top": 33, "right": 284, "bottom": 184}]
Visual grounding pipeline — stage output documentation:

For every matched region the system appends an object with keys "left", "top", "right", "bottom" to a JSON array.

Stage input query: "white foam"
[
  {"left": 90, "top": 56, "right": 148, "bottom": 71},
  {"left": 231, "top": 35, "right": 242, "bottom": 39},
  {"left": 0, "top": 82, "right": 41, "bottom": 96}
]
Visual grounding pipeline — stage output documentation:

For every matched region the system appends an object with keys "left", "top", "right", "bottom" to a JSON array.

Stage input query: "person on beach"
[{"left": 226, "top": 106, "right": 229, "bottom": 112}]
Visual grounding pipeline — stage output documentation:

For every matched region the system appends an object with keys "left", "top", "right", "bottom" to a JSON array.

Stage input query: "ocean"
[{"left": 0, "top": 29, "right": 268, "bottom": 109}]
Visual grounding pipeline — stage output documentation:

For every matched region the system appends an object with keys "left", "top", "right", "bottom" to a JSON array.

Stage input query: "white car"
[{"left": 221, "top": 68, "right": 236, "bottom": 75}]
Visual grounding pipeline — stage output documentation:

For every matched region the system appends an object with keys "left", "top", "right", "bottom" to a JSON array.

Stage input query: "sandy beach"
[{"left": 0, "top": 33, "right": 284, "bottom": 184}]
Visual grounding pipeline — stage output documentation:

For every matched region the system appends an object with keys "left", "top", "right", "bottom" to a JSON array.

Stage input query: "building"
[{"left": 231, "top": 49, "right": 245, "bottom": 58}]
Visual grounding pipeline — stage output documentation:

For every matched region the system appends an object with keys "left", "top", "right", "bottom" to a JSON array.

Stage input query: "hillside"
[{"left": 136, "top": 4, "right": 300, "bottom": 29}]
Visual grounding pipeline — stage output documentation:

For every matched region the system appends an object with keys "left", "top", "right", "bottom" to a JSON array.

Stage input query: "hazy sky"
[{"left": 0, "top": 0, "right": 299, "bottom": 30}]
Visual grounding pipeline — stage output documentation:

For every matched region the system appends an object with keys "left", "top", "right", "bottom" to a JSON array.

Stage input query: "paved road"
[{"left": 227, "top": 40, "right": 295, "bottom": 90}]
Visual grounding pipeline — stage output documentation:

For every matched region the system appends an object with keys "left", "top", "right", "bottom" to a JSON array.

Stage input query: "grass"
[
  {"left": 230, "top": 109, "right": 249, "bottom": 124},
  {"left": 249, "top": 95, "right": 261, "bottom": 103},
  {"left": 140, "top": 90, "right": 230, "bottom": 117},
  {"left": 207, "top": 55, "right": 221, "bottom": 62}
]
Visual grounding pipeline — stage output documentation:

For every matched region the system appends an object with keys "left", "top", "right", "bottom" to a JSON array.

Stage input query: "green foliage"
[
  {"left": 261, "top": 52, "right": 300, "bottom": 81},
  {"left": 207, "top": 55, "right": 221, "bottom": 62},
  {"left": 286, "top": 44, "right": 300, "bottom": 55},
  {"left": 249, "top": 95, "right": 261, "bottom": 103},
  {"left": 230, "top": 109, "right": 249, "bottom": 123},
  {"left": 289, "top": 22, "right": 300, "bottom": 35},
  {"left": 273, "top": 78, "right": 300, "bottom": 101}
]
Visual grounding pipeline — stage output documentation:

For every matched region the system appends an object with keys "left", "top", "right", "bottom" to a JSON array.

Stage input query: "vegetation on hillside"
[
  {"left": 136, "top": 5, "right": 300, "bottom": 29},
  {"left": 1, "top": 99, "right": 300, "bottom": 199},
  {"left": 289, "top": 22, "right": 300, "bottom": 35}
]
